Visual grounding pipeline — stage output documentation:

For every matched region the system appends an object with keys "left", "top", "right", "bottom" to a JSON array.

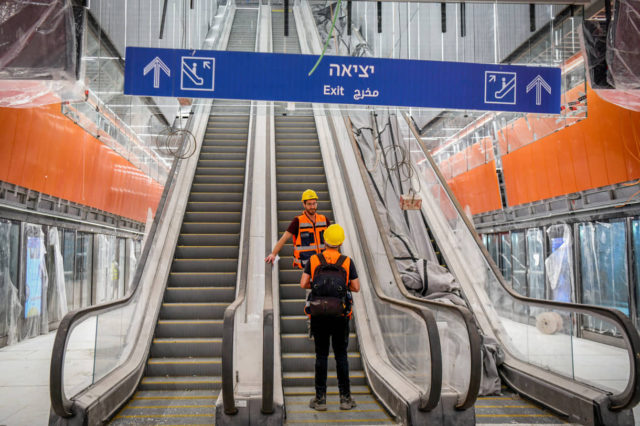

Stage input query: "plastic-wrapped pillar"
[
  {"left": 23, "top": 224, "right": 48, "bottom": 339},
  {"left": 0, "top": 221, "right": 21, "bottom": 345},
  {"left": 47, "top": 227, "right": 69, "bottom": 323}
]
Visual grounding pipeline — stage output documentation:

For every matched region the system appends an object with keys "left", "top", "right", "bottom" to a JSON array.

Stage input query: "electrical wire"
[
  {"left": 308, "top": 0, "right": 342, "bottom": 76},
  {"left": 155, "top": 126, "right": 197, "bottom": 159}
]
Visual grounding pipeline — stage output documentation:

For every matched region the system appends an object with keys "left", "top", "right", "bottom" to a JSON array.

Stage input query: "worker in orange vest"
[
  {"left": 265, "top": 189, "right": 330, "bottom": 269},
  {"left": 300, "top": 224, "right": 360, "bottom": 411}
]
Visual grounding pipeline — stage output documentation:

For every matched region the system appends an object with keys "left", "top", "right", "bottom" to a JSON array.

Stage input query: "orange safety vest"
[
  {"left": 308, "top": 248, "right": 353, "bottom": 318},
  {"left": 293, "top": 212, "right": 328, "bottom": 269},
  {"left": 309, "top": 248, "right": 351, "bottom": 284}
]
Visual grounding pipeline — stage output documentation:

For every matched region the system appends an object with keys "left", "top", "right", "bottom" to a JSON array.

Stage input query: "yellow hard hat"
[
  {"left": 301, "top": 189, "right": 318, "bottom": 202},
  {"left": 323, "top": 224, "right": 345, "bottom": 247}
]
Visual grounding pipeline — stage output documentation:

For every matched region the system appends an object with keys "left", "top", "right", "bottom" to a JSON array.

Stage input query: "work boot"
[
  {"left": 309, "top": 394, "right": 327, "bottom": 411},
  {"left": 340, "top": 394, "right": 356, "bottom": 410}
]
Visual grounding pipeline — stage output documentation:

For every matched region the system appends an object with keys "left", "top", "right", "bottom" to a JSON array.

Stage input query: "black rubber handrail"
[
  {"left": 323, "top": 111, "right": 443, "bottom": 411},
  {"left": 262, "top": 102, "right": 274, "bottom": 414},
  {"left": 401, "top": 111, "right": 640, "bottom": 412},
  {"left": 50, "top": 110, "right": 195, "bottom": 419},
  {"left": 221, "top": 101, "right": 256, "bottom": 415},
  {"left": 344, "top": 115, "right": 482, "bottom": 410}
]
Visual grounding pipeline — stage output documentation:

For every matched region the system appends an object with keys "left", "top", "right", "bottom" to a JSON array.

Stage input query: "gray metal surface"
[
  {"left": 272, "top": 8, "right": 394, "bottom": 425},
  {"left": 109, "top": 9, "right": 257, "bottom": 425}
]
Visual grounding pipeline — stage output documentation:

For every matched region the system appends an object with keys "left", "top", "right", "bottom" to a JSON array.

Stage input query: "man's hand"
[{"left": 265, "top": 253, "right": 277, "bottom": 264}]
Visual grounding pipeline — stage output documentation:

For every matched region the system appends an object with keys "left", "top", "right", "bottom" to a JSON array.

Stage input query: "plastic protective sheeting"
[
  {"left": 95, "top": 234, "right": 117, "bottom": 304},
  {"left": 127, "top": 239, "right": 137, "bottom": 293},
  {"left": 607, "top": 0, "right": 640, "bottom": 91},
  {"left": 0, "top": 0, "right": 83, "bottom": 107},
  {"left": 0, "top": 221, "right": 21, "bottom": 345},
  {"left": 581, "top": 10, "right": 640, "bottom": 112},
  {"left": 47, "top": 227, "right": 69, "bottom": 324},
  {"left": 23, "top": 224, "right": 48, "bottom": 339},
  {"left": 349, "top": 110, "right": 464, "bottom": 304},
  {"left": 545, "top": 224, "right": 574, "bottom": 304}
]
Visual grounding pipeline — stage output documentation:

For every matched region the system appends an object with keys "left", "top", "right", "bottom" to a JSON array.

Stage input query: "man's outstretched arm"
[{"left": 265, "top": 230, "right": 293, "bottom": 264}]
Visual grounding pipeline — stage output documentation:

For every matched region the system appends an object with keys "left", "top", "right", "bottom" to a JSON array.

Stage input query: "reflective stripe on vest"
[{"left": 293, "top": 212, "right": 328, "bottom": 269}]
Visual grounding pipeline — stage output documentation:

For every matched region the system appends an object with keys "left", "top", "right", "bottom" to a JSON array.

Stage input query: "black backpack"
[{"left": 305, "top": 253, "right": 350, "bottom": 317}]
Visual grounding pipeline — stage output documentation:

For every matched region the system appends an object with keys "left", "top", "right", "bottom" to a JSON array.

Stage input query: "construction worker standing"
[
  {"left": 265, "top": 189, "right": 330, "bottom": 269},
  {"left": 300, "top": 224, "right": 360, "bottom": 411}
]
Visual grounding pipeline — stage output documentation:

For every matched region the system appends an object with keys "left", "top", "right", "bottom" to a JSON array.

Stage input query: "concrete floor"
[{"left": 0, "top": 331, "right": 55, "bottom": 426}]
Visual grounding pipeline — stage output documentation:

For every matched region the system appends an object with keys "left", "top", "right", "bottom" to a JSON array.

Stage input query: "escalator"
[
  {"left": 109, "top": 9, "right": 258, "bottom": 425},
  {"left": 272, "top": 8, "right": 395, "bottom": 425}
]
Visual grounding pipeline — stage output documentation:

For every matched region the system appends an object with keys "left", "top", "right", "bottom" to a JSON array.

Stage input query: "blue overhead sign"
[{"left": 124, "top": 46, "right": 561, "bottom": 114}]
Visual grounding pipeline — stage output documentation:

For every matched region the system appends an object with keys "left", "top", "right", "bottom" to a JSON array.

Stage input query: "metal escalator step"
[
  {"left": 197, "top": 159, "right": 247, "bottom": 168},
  {"left": 282, "top": 353, "right": 362, "bottom": 372},
  {"left": 164, "top": 286, "right": 235, "bottom": 303},
  {"left": 283, "top": 386, "right": 372, "bottom": 397},
  {"left": 146, "top": 357, "right": 222, "bottom": 376},
  {"left": 156, "top": 319, "right": 223, "bottom": 338},
  {"left": 198, "top": 152, "right": 247, "bottom": 160},
  {"left": 278, "top": 174, "right": 328, "bottom": 183},
  {"left": 200, "top": 145, "right": 247, "bottom": 154},
  {"left": 159, "top": 302, "right": 229, "bottom": 320},
  {"left": 281, "top": 334, "right": 358, "bottom": 353},
  {"left": 177, "top": 234, "right": 239, "bottom": 246},
  {"left": 276, "top": 152, "right": 323, "bottom": 161},
  {"left": 277, "top": 166, "right": 325, "bottom": 174},
  {"left": 139, "top": 375, "right": 222, "bottom": 391},
  {"left": 171, "top": 258, "right": 237, "bottom": 272},
  {"left": 190, "top": 181, "right": 244, "bottom": 191},
  {"left": 189, "top": 174, "right": 244, "bottom": 185},
  {"left": 150, "top": 337, "right": 222, "bottom": 358},
  {"left": 280, "top": 316, "right": 308, "bottom": 334},
  {"left": 282, "top": 370, "right": 366, "bottom": 387},
  {"left": 188, "top": 192, "right": 243, "bottom": 202},
  {"left": 276, "top": 145, "right": 320, "bottom": 153},
  {"left": 276, "top": 159, "right": 324, "bottom": 168},
  {"left": 186, "top": 201, "right": 243, "bottom": 213},
  {"left": 168, "top": 272, "right": 236, "bottom": 287},
  {"left": 113, "top": 389, "right": 218, "bottom": 424},
  {"left": 279, "top": 283, "right": 306, "bottom": 300},
  {"left": 180, "top": 222, "right": 241, "bottom": 233},
  {"left": 280, "top": 299, "right": 306, "bottom": 316},
  {"left": 174, "top": 246, "right": 239, "bottom": 259},
  {"left": 183, "top": 211, "right": 242, "bottom": 222},
  {"left": 194, "top": 167, "right": 245, "bottom": 176},
  {"left": 277, "top": 182, "right": 328, "bottom": 192},
  {"left": 191, "top": 176, "right": 244, "bottom": 187}
]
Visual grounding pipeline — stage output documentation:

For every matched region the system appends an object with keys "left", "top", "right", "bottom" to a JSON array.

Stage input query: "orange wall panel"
[
  {"left": 447, "top": 161, "right": 502, "bottom": 215},
  {"left": 0, "top": 104, "right": 162, "bottom": 222},
  {"left": 502, "top": 86, "right": 640, "bottom": 206}
]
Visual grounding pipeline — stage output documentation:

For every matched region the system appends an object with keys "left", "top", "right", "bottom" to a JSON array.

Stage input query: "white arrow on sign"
[
  {"left": 143, "top": 57, "right": 171, "bottom": 89},
  {"left": 526, "top": 75, "right": 552, "bottom": 106}
]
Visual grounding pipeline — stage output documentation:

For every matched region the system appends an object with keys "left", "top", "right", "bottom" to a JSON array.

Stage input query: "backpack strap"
[
  {"left": 334, "top": 255, "right": 347, "bottom": 268},
  {"left": 317, "top": 253, "right": 328, "bottom": 266}
]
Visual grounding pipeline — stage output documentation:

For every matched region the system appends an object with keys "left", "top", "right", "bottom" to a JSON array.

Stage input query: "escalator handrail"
[
  {"left": 321, "top": 111, "right": 443, "bottom": 412},
  {"left": 401, "top": 111, "right": 640, "bottom": 411},
  {"left": 221, "top": 102, "right": 256, "bottom": 415},
  {"left": 344, "top": 115, "right": 482, "bottom": 410},
  {"left": 262, "top": 102, "right": 275, "bottom": 414},
  {"left": 50, "top": 108, "right": 197, "bottom": 418}
]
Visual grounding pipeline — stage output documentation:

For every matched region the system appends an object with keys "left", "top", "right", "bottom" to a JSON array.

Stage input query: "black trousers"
[{"left": 310, "top": 316, "right": 351, "bottom": 397}]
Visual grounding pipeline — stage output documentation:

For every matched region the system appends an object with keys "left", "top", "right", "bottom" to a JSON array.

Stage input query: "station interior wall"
[
  {"left": 444, "top": 85, "right": 640, "bottom": 214},
  {"left": 0, "top": 104, "right": 163, "bottom": 223}
]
